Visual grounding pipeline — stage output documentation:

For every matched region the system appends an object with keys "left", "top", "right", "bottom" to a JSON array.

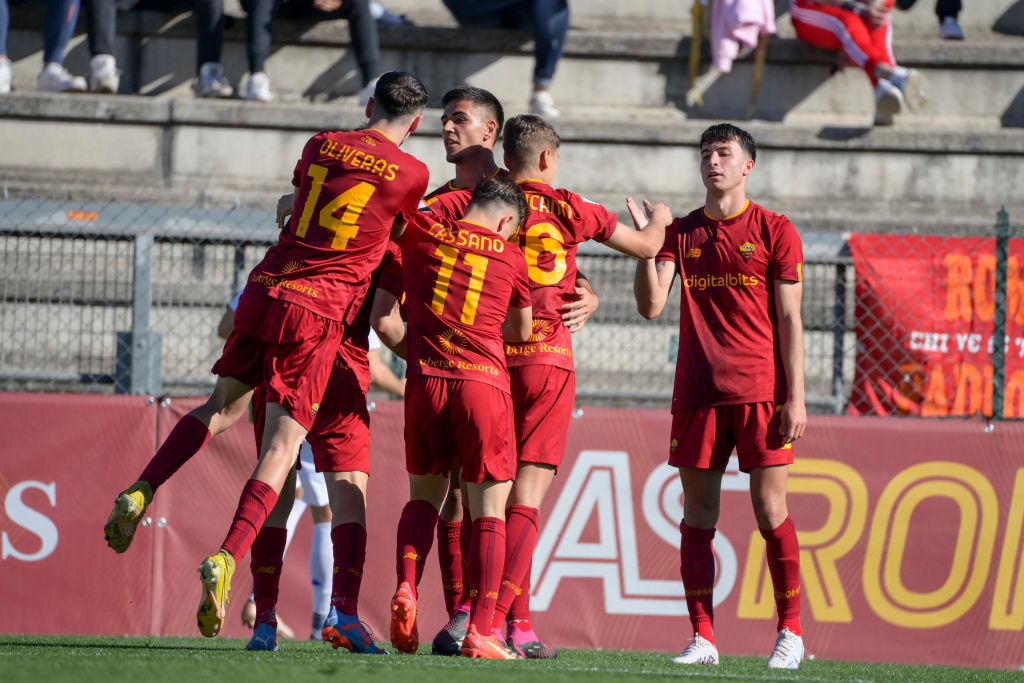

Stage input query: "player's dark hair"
[
  {"left": 502, "top": 114, "right": 560, "bottom": 167},
  {"left": 468, "top": 176, "right": 529, "bottom": 229},
  {"left": 441, "top": 86, "right": 505, "bottom": 132},
  {"left": 700, "top": 123, "right": 757, "bottom": 162},
  {"left": 372, "top": 71, "right": 429, "bottom": 118}
]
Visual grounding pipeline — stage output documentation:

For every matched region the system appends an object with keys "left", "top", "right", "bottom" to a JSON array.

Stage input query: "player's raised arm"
[
  {"left": 598, "top": 198, "right": 672, "bottom": 259},
  {"left": 503, "top": 305, "right": 533, "bottom": 342},
  {"left": 630, "top": 199, "right": 676, "bottom": 319}
]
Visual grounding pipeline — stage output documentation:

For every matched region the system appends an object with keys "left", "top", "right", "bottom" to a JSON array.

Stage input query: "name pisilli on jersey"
[
  {"left": 245, "top": 128, "right": 429, "bottom": 324},
  {"left": 655, "top": 202, "right": 803, "bottom": 409},
  {"left": 398, "top": 211, "right": 531, "bottom": 393},
  {"left": 504, "top": 180, "right": 618, "bottom": 371}
]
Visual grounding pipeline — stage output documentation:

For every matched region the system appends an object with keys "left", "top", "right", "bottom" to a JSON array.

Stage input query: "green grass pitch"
[{"left": 2, "top": 635, "right": 1020, "bottom": 683}]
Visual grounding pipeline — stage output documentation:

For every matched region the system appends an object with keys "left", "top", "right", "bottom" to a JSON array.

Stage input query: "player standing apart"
[
  {"left": 103, "top": 71, "right": 429, "bottom": 639},
  {"left": 390, "top": 177, "right": 533, "bottom": 659},
  {"left": 633, "top": 123, "right": 807, "bottom": 669}
]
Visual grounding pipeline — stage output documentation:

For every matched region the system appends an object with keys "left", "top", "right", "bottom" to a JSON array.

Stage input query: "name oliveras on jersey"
[{"left": 318, "top": 139, "right": 400, "bottom": 180}]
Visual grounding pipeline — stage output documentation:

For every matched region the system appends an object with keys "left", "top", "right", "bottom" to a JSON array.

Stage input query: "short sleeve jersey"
[
  {"left": 656, "top": 202, "right": 803, "bottom": 410},
  {"left": 398, "top": 211, "right": 531, "bottom": 393},
  {"left": 245, "top": 128, "right": 429, "bottom": 324},
  {"left": 420, "top": 169, "right": 507, "bottom": 218},
  {"left": 331, "top": 241, "right": 404, "bottom": 393},
  {"left": 503, "top": 180, "right": 618, "bottom": 371}
]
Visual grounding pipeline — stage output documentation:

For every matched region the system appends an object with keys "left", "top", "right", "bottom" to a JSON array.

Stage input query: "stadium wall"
[{"left": 1, "top": 393, "right": 1022, "bottom": 669}]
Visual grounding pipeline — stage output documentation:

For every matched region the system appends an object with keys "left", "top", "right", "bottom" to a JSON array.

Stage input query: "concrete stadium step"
[
  {"left": 1, "top": 94, "right": 1021, "bottom": 236},
  {"left": 4, "top": 3, "right": 1023, "bottom": 125}
]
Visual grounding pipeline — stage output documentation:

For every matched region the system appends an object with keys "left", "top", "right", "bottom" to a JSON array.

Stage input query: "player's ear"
[
  {"left": 408, "top": 112, "right": 423, "bottom": 135},
  {"left": 539, "top": 148, "right": 554, "bottom": 170},
  {"left": 743, "top": 157, "right": 755, "bottom": 176},
  {"left": 364, "top": 97, "right": 374, "bottom": 119},
  {"left": 497, "top": 213, "right": 517, "bottom": 239},
  {"left": 484, "top": 118, "right": 498, "bottom": 143}
]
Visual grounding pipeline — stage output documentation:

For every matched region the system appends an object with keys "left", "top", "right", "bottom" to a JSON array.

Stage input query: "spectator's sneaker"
[
  {"left": 322, "top": 606, "right": 389, "bottom": 654},
  {"left": 89, "top": 54, "right": 120, "bottom": 93},
  {"left": 431, "top": 607, "right": 470, "bottom": 655},
  {"left": 766, "top": 628, "right": 804, "bottom": 669},
  {"left": 194, "top": 62, "right": 234, "bottom": 98},
  {"left": 197, "top": 550, "right": 235, "bottom": 637},
  {"left": 873, "top": 79, "right": 905, "bottom": 126},
  {"left": 389, "top": 582, "right": 418, "bottom": 654},
  {"left": 460, "top": 624, "right": 518, "bottom": 659},
  {"left": 37, "top": 62, "right": 87, "bottom": 93},
  {"left": 895, "top": 68, "right": 927, "bottom": 112},
  {"left": 530, "top": 90, "right": 561, "bottom": 118},
  {"left": 246, "top": 622, "right": 279, "bottom": 651},
  {"left": 370, "top": 1, "right": 412, "bottom": 25},
  {"left": 0, "top": 58, "right": 11, "bottom": 94},
  {"left": 670, "top": 635, "right": 719, "bottom": 664},
  {"left": 506, "top": 619, "right": 557, "bottom": 659},
  {"left": 939, "top": 16, "right": 964, "bottom": 40},
  {"left": 246, "top": 71, "right": 272, "bottom": 102},
  {"left": 104, "top": 481, "right": 153, "bottom": 553}
]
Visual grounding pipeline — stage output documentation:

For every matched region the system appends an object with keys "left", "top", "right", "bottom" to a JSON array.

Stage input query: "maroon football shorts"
[
  {"left": 212, "top": 292, "right": 344, "bottom": 431},
  {"left": 305, "top": 373, "right": 370, "bottom": 474},
  {"left": 404, "top": 375, "right": 516, "bottom": 483},
  {"left": 509, "top": 364, "right": 574, "bottom": 469},
  {"left": 668, "top": 402, "right": 794, "bottom": 472}
]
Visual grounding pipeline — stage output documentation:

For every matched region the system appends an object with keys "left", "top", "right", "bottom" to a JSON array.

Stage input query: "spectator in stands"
[
  {"left": 896, "top": 0, "right": 963, "bottom": 40},
  {"left": 0, "top": 0, "right": 87, "bottom": 93},
  {"left": 790, "top": 0, "right": 927, "bottom": 125},
  {"left": 83, "top": 0, "right": 119, "bottom": 92},
  {"left": 441, "top": 0, "right": 569, "bottom": 118},
  {"left": 193, "top": 0, "right": 381, "bottom": 102}
]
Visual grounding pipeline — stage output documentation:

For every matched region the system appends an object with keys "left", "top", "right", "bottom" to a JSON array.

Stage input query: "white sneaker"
[
  {"left": 939, "top": 16, "right": 964, "bottom": 40},
  {"left": 0, "top": 58, "right": 10, "bottom": 94},
  {"left": 670, "top": 635, "right": 719, "bottom": 665},
  {"left": 530, "top": 90, "right": 561, "bottom": 118},
  {"left": 89, "top": 54, "right": 120, "bottom": 94},
  {"left": 893, "top": 68, "right": 927, "bottom": 111},
  {"left": 246, "top": 71, "right": 272, "bottom": 102},
  {"left": 37, "top": 62, "right": 87, "bottom": 93},
  {"left": 873, "top": 79, "right": 905, "bottom": 126},
  {"left": 766, "top": 628, "right": 804, "bottom": 669},
  {"left": 194, "top": 62, "right": 234, "bottom": 98}
]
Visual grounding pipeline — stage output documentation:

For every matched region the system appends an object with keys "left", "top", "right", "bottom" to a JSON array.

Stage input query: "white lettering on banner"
[
  {"left": 2, "top": 481, "right": 59, "bottom": 562},
  {"left": 531, "top": 451, "right": 742, "bottom": 615}
]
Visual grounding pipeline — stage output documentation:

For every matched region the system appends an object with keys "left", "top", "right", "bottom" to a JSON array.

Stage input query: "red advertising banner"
[
  {"left": 848, "top": 232, "right": 1024, "bottom": 417},
  {"left": 2, "top": 394, "right": 1024, "bottom": 669}
]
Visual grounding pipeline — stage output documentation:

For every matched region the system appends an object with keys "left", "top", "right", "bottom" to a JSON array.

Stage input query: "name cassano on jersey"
[
  {"left": 427, "top": 221, "right": 507, "bottom": 254},
  {"left": 319, "top": 139, "right": 400, "bottom": 180}
]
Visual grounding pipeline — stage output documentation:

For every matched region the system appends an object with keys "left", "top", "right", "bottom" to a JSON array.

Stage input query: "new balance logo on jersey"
[{"left": 685, "top": 248, "right": 702, "bottom": 259}]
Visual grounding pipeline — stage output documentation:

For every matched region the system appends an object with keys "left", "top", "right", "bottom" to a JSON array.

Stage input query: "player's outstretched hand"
[
  {"left": 625, "top": 196, "right": 649, "bottom": 230},
  {"left": 276, "top": 193, "right": 295, "bottom": 229},
  {"left": 646, "top": 201, "right": 672, "bottom": 229},
  {"left": 562, "top": 284, "right": 599, "bottom": 333}
]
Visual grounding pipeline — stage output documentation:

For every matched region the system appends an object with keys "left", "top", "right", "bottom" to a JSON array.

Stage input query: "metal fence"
[{"left": 1, "top": 196, "right": 1016, "bottom": 413}]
